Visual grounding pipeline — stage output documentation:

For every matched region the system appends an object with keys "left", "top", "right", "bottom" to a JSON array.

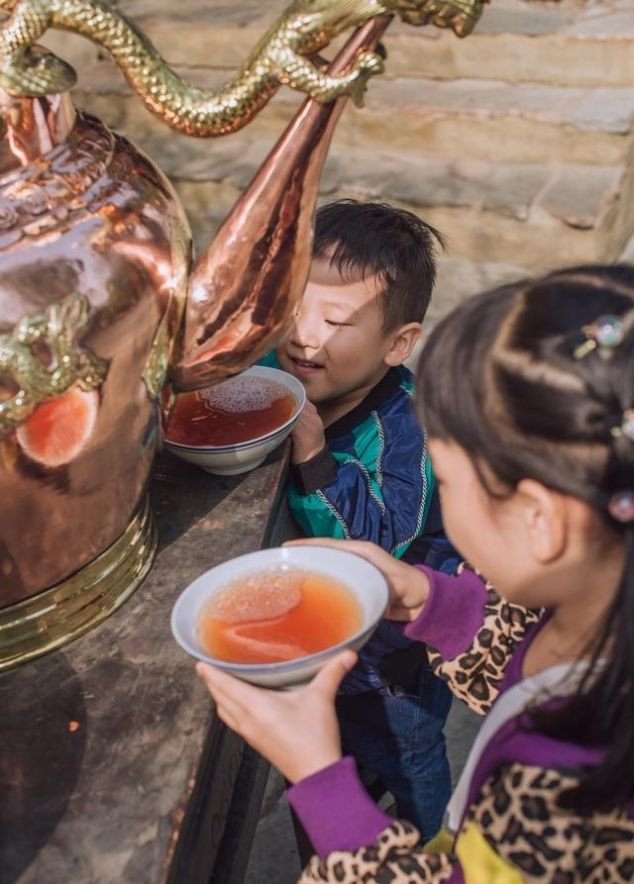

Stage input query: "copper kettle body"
[{"left": 0, "top": 90, "right": 191, "bottom": 641}]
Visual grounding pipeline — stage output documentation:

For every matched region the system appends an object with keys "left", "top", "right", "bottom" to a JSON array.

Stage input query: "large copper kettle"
[
  {"left": 0, "top": 25, "right": 390, "bottom": 671},
  {"left": 0, "top": 0, "right": 483, "bottom": 669}
]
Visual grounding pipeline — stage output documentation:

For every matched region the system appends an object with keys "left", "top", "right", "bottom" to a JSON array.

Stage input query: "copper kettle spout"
[{"left": 171, "top": 16, "right": 392, "bottom": 392}]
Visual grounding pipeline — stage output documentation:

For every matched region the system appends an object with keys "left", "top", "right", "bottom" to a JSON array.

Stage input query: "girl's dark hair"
[
  {"left": 313, "top": 199, "right": 445, "bottom": 331},
  {"left": 417, "top": 264, "right": 634, "bottom": 811}
]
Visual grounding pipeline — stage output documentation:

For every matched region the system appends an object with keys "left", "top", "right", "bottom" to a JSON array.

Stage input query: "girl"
[{"left": 198, "top": 265, "right": 634, "bottom": 881}]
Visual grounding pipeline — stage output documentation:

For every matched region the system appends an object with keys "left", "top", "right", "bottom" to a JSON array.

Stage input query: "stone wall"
[{"left": 41, "top": 0, "right": 634, "bottom": 333}]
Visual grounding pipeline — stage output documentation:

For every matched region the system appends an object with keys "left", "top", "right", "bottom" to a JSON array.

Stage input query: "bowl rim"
[
  {"left": 164, "top": 365, "right": 306, "bottom": 452},
  {"left": 170, "top": 545, "right": 389, "bottom": 674}
]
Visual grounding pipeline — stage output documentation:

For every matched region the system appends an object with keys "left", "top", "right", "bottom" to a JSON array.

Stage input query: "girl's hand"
[
  {"left": 284, "top": 538, "right": 430, "bottom": 621},
  {"left": 196, "top": 650, "right": 356, "bottom": 783}
]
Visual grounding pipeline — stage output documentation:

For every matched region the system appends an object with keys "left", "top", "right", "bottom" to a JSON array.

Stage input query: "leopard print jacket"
[
  {"left": 427, "top": 570, "right": 541, "bottom": 717},
  {"left": 298, "top": 764, "right": 634, "bottom": 882},
  {"left": 297, "top": 580, "right": 634, "bottom": 882}
]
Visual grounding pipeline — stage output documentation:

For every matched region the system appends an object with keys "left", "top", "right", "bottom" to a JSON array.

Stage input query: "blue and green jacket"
[{"left": 261, "top": 354, "right": 458, "bottom": 693}]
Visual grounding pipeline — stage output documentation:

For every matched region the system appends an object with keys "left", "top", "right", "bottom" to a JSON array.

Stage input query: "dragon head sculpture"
[{"left": 391, "top": 0, "right": 486, "bottom": 36}]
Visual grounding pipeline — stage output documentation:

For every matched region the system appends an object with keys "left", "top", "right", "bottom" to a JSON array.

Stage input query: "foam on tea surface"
[
  {"left": 166, "top": 376, "right": 295, "bottom": 446},
  {"left": 200, "top": 377, "right": 286, "bottom": 414},
  {"left": 198, "top": 568, "right": 362, "bottom": 664},
  {"left": 205, "top": 571, "right": 302, "bottom": 623}
]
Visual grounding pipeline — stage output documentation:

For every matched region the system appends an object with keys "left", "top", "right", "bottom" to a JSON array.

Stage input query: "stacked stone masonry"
[{"left": 40, "top": 0, "right": 634, "bottom": 337}]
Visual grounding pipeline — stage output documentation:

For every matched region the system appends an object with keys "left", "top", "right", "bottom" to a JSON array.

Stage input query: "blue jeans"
[{"left": 335, "top": 661, "right": 452, "bottom": 841}]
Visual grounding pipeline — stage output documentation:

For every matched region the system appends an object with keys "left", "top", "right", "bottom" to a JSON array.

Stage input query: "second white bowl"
[{"left": 165, "top": 366, "right": 306, "bottom": 476}]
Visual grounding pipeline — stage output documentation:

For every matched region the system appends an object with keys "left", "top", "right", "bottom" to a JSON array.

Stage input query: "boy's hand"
[
  {"left": 291, "top": 400, "right": 326, "bottom": 465},
  {"left": 196, "top": 651, "right": 356, "bottom": 783},
  {"left": 285, "top": 538, "right": 430, "bottom": 621}
]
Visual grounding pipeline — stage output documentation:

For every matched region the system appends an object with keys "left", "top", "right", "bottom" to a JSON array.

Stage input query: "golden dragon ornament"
[
  {"left": 0, "top": 292, "right": 107, "bottom": 434},
  {"left": 0, "top": 0, "right": 485, "bottom": 137}
]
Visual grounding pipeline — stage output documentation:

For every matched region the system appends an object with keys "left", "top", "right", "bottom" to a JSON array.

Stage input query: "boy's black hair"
[
  {"left": 313, "top": 199, "right": 445, "bottom": 332},
  {"left": 417, "top": 264, "right": 634, "bottom": 812}
]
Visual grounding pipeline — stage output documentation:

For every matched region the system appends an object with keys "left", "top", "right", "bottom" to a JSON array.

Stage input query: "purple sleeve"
[
  {"left": 287, "top": 756, "right": 393, "bottom": 856},
  {"left": 403, "top": 566, "right": 489, "bottom": 659}
]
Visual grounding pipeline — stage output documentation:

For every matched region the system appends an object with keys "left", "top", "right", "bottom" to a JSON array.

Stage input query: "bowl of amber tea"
[
  {"left": 164, "top": 366, "right": 306, "bottom": 475},
  {"left": 170, "top": 546, "right": 389, "bottom": 688}
]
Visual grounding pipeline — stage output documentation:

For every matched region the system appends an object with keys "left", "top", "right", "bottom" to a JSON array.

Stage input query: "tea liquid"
[
  {"left": 166, "top": 376, "right": 295, "bottom": 446},
  {"left": 198, "top": 569, "right": 362, "bottom": 664}
]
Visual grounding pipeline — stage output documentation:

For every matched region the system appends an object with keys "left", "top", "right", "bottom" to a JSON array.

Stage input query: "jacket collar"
[{"left": 325, "top": 368, "right": 402, "bottom": 440}]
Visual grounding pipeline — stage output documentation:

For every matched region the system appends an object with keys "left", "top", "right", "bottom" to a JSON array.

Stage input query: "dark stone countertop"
[{"left": 0, "top": 444, "right": 289, "bottom": 884}]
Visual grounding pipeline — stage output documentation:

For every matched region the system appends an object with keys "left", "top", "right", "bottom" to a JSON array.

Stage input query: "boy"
[{"left": 261, "top": 200, "right": 457, "bottom": 839}]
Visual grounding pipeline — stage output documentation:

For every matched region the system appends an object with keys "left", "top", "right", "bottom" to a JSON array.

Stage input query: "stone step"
[
  {"left": 41, "top": 0, "right": 634, "bottom": 88},
  {"left": 422, "top": 255, "right": 528, "bottom": 335},
  {"left": 386, "top": 0, "right": 634, "bottom": 87},
  {"left": 337, "top": 77, "right": 634, "bottom": 165},
  {"left": 620, "top": 222, "right": 634, "bottom": 261},
  {"left": 69, "top": 69, "right": 634, "bottom": 167},
  {"left": 155, "top": 134, "right": 632, "bottom": 270},
  {"left": 406, "top": 255, "right": 529, "bottom": 369}
]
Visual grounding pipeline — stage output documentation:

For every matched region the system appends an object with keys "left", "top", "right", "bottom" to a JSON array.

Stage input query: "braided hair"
[{"left": 417, "top": 264, "right": 634, "bottom": 810}]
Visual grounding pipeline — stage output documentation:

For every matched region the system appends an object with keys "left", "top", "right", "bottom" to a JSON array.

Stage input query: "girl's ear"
[
  {"left": 516, "top": 479, "right": 567, "bottom": 564},
  {"left": 385, "top": 323, "right": 422, "bottom": 366}
]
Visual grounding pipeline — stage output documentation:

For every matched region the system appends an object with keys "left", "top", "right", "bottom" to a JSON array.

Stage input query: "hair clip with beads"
[
  {"left": 574, "top": 314, "right": 625, "bottom": 360},
  {"left": 611, "top": 408, "right": 634, "bottom": 442},
  {"left": 608, "top": 490, "right": 634, "bottom": 523}
]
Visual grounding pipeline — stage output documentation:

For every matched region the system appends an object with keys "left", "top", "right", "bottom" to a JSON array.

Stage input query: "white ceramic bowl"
[
  {"left": 170, "top": 545, "right": 389, "bottom": 689},
  {"left": 164, "top": 366, "right": 306, "bottom": 476}
]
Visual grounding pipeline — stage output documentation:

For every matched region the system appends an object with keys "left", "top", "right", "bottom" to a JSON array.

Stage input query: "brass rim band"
[{"left": 0, "top": 498, "right": 157, "bottom": 671}]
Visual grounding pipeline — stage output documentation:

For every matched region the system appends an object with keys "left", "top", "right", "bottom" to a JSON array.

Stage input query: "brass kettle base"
[{"left": 0, "top": 498, "right": 157, "bottom": 672}]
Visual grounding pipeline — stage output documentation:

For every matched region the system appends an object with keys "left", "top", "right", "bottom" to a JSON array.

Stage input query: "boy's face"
[{"left": 276, "top": 258, "right": 400, "bottom": 406}]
